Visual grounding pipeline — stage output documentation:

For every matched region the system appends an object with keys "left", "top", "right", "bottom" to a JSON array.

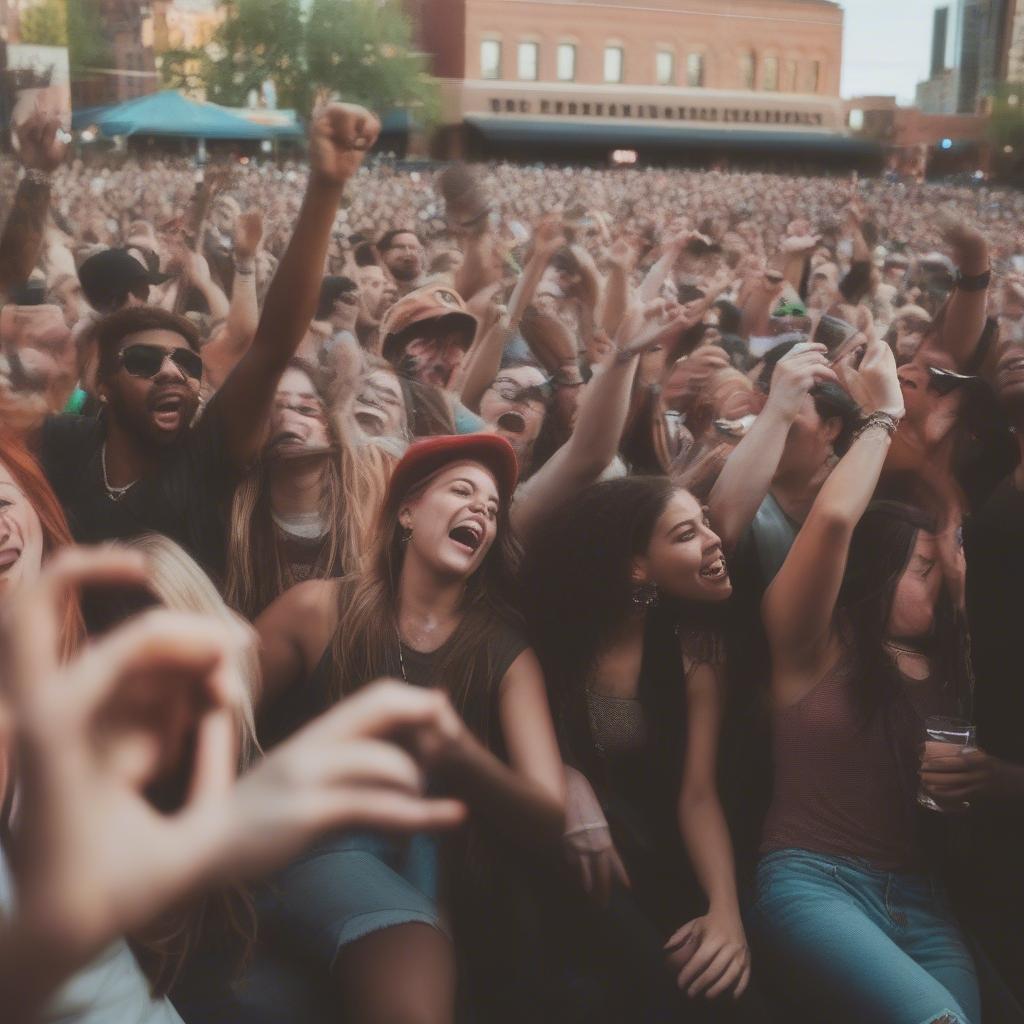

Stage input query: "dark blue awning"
[{"left": 464, "top": 116, "right": 879, "bottom": 155}]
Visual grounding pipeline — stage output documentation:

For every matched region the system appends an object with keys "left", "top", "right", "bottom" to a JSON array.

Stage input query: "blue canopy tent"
[{"left": 72, "top": 90, "right": 301, "bottom": 140}]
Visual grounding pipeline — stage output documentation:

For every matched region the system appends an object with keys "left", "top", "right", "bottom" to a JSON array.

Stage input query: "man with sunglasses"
[{"left": 33, "top": 102, "right": 382, "bottom": 581}]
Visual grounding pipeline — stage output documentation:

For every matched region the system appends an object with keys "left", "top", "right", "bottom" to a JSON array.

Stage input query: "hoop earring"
[{"left": 632, "top": 581, "right": 659, "bottom": 610}]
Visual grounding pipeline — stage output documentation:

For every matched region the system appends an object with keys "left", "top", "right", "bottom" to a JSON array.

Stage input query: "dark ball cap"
[
  {"left": 383, "top": 434, "right": 519, "bottom": 519},
  {"left": 78, "top": 248, "right": 171, "bottom": 312}
]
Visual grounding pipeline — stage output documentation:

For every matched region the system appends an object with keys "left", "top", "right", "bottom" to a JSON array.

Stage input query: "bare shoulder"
[{"left": 257, "top": 578, "right": 340, "bottom": 657}]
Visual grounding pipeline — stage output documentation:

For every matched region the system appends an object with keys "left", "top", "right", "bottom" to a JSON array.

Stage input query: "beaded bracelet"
[
  {"left": 853, "top": 411, "right": 900, "bottom": 442},
  {"left": 22, "top": 168, "right": 52, "bottom": 187}
]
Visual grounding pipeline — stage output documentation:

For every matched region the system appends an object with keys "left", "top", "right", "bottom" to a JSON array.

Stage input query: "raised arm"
[
  {"left": 599, "top": 238, "right": 635, "bottom": 338},
  {"left": 0, "top": 110, "right": 67, "bottom": 300},
  {"left": 763, "top": 336, "right": 904, "bottom": 684},
  {"left": 708, "top": 343, "right": 836, "bottom": 553},
  {"left": 201, "top": 211, "right": 262, "bottom": 391},
  {"left": 923, "top": 214, "right": 991, "bottom": 371},
  {"left": 667, "top": 658, "right": 750, "bottom": 1001},
  {"left": 213, "top": 104, "right": 380, "bottom": 467},
  {"left": 512, "top": 306, "right": 692, "bottom": 541}
]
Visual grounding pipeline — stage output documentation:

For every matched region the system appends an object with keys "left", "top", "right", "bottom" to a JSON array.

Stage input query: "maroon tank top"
[{"left": 761, "top": 653, "right": 955, "bottom": 871}]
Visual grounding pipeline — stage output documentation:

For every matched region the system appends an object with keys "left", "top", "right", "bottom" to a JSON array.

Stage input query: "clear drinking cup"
[{"left": 917, "top": 715, "right": 976, "bottom": 812}]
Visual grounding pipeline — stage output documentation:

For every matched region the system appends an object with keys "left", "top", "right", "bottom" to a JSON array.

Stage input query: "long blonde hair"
[
  {"left": 223, "top": 358, "right": 396, "bottom": 619},
  {"left": 121, "top": 533, "right": 260, "bottom": 995}
]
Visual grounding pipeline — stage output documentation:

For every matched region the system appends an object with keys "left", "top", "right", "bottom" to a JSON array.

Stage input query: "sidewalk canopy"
[{"left": 73, "top": 91, "right": 300, "bottom": 140}]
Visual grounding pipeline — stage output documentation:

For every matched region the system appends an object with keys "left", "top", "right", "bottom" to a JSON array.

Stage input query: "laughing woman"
[
  {"left": 521, "top": 475, "right": 767, "bottom": 1021},
  {"left": 249, "top": 433, "right": 565, "bottom": 1024}
]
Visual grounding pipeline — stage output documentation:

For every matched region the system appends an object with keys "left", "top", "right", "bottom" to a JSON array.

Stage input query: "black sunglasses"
[{"left": 119, "top": 343, "right": 203, "bottom": 381}]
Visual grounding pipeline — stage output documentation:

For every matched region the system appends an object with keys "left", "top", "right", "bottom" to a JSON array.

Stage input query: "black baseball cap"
[{"left": 78, "top": 248, "right": 172, "bottom": 312}]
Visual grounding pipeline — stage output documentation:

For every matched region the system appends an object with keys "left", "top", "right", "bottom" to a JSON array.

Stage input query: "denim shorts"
[{"left": 748, "top": 848, "right": 979, "bottom": 1024}]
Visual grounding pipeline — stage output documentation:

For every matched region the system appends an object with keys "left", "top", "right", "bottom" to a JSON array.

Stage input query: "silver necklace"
[{"left": 100, "top": 443, "right": 138, "bottom": 502}]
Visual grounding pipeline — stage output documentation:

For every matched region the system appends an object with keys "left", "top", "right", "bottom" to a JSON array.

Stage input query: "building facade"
[
  {"left": 72, "top": 0, "right": 158, "bottom": 108},
  {"left": 406, "top": 0, "right": 863, "bottom": 165}
]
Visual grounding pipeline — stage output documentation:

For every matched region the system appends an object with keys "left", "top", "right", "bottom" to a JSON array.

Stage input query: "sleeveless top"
[
  {"left": 259, "top": 616, "right": 528, "bottom": 751},
  {"left": 761, "top": 651, "right": 957, "bottom": 871}
]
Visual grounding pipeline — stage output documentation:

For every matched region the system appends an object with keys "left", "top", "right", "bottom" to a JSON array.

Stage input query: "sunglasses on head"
[
  {"left": 119, "top": 342, "right": 203, "bottom": 381},
  {"left": 491, "top": 376, "right": 552, "bottom": 404}
]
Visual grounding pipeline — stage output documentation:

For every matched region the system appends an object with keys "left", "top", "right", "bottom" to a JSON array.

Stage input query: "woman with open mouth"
[
  {"left": 520, "top": 475, "right": 763, "bottom": 1019},
  {"left": 223, "top": 358, "right": 396, "bottom": 620},
  {"left": 244, "top": 433, "right": 565, "bottom": 1023},
  {"left": 0, "top": 432, "right": 78, "bottom": 647}
]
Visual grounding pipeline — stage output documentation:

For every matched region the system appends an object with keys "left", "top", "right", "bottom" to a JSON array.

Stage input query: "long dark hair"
[
  {"left": 329, "top": 460, "right": 522, "bottom": 743},
  {"left": 520, "top": 476, "right": 722, "bottom": 780},
  {"left": 837, "top": 500, "right": 973, "bottom": 726}
]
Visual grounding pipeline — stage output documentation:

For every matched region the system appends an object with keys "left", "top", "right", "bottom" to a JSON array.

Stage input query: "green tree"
[
  {"left": 66, "top": 0, "right": 112, "bottom": 82},
  {"left": 19, "top": 0, "right": 68, "bottom": 46},
  {"left": 304, "top": 0, "right": 437, "bottom": 121},
  {"left": 988, "top": 84, "right": 1024, "bottom": 181},
  {"left": 203, "top": 0, "right": 308, "bottom": 112}
]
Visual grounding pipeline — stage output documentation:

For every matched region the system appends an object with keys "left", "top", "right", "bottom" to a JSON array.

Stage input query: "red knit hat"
[{"left": 383, "top": 434, "right": 519, "bottom": 518}]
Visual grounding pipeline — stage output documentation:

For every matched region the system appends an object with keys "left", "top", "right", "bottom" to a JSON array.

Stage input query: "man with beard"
[
  {"left": 378, "top": 228, "right": 425, "bottom": 296},
  {"left": 33, "top": 102, "right": 382, "bottom": 582}
]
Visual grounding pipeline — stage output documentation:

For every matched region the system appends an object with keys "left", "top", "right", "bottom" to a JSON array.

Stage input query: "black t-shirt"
[
  {"left": 965, "top": 475, "right": 1024, "bottom": 768},
  {"left": 39, "top": 400, "right": 240, "bottom": 583}
]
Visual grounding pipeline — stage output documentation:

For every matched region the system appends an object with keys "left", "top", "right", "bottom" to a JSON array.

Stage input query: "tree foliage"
[
  {"left": 65, "top": 0, "right": 113, "bottom": 82},
  {"left": 19, "top": 0, "right": 68, "bottom": 46},
  {"left": 193, "top": 0, "right": 436, "bottom": 121},
  {"left": 203, "top": 0, "right": 308, "bottom": 111},
  {"left": 305, "top": 0, "right": 436, "bottom": 120}
]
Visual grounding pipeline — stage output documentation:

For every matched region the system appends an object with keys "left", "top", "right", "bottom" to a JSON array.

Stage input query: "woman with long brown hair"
[
  {"left": 247, "top": 433, "right": 564, "bottom": 1023},
  {"left": 223, "top": 357, "right": 395, "bottom": 619}
]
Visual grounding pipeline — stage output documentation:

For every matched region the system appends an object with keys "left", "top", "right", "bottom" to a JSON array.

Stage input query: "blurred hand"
[
  {"left": 308, "top": 103, "right": 381, "bottom": 188},
  {"left": 533, "top": 213, "right": 565, "bottom": 259},
  {"left": 766, "top": 342, "right": 836, "bottom": 420},
  {"left": 233, "top": 211, "right": 264, "bottom": 262},
  {"left": 835, "top": 332, "right": 904, "bottom": 420},
  {"left": 562, "top": 767, "right": 630, "bottom": 908},
  {"left": 14, "top": 108, "right": 67, "bottom": 174}
]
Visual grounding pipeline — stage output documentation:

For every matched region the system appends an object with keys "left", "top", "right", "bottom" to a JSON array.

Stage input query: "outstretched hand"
[{"left": 13, "top": 105, "right": 68, "bottom": 174}]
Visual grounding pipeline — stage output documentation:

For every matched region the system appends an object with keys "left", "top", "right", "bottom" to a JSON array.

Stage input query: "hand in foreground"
[
  {"left": 561, "top": 766, "right": 630, "bottom": 908},
  {"left": 2, "top": 547, "right": 465, "bottom": 989},
  {"left": 665, "top": 912, "right": 751, "bottom": 1000},
  {"left": 308, "top": 102, "right": 381, "bottom": 188}
]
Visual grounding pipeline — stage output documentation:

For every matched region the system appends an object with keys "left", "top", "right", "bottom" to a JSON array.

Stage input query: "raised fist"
[{"left": 308, "top": 103, "right": 381, "bottom": 187}]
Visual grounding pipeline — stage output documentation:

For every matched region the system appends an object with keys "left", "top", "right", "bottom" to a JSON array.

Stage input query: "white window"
[
  {"left": 739, "top": 51, "right": 756, "bottom": 90},
  {"left": 763, "top": 55, "right": 779, "bottom": 91},
  {"left": 807, "top": 60, "right": 822, "bottom": 93},
  {"left": 783, "top": 58, "right": 798, "bottom": 92},
  {"left": 656, "top": 50, "right": 674, "bottom": 86},
  {"left": 517, "top": 41, "right": 539, "bottom": 81},
  {"left": 556, "top": 43, "right": 576, "bottom": 82},
  {"left": 481, "top": 39, "right": 501, "bottom": 80},
  {"left": 604, "top": 45, "right": 624, "bottom": 83},
  {"left": 687, "top": 52, "right": 705, "bottom": 87}
]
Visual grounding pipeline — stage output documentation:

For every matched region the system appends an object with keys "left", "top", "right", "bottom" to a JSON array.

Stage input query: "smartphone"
[
  {"left": 814, "top": 314, "right": 858, "bottom": 353},
  {"left": 927, "top": 365, "right": 978, "bottom": 396}
]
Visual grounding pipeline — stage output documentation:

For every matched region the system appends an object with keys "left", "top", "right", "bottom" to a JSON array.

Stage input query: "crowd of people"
[{"left": 1, "top": 94, "right": 1023, "bottom": 1024}]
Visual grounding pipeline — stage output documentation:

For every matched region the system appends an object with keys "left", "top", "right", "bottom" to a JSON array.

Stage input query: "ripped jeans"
[{"left": 748, "top": 849, "right": 980, "bottom": 1024}]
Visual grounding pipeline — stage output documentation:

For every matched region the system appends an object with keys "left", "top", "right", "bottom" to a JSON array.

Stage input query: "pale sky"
[{"left": 840, "top": 0, "right": 940, "bottom": 104}]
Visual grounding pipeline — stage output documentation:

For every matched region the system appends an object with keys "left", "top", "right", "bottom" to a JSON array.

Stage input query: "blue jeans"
[{"left": 749, "top": 848, "right": 980, "bottom": 1024}]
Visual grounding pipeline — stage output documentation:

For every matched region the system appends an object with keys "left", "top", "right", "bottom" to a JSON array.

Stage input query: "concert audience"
[{"left": 2, "top": 92, "right": 1023, "bottom": 1024}]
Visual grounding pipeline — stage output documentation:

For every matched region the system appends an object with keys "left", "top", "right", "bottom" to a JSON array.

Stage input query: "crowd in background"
[{"left": 1, "top": 94, "right": 1023, "bottom": 1024}]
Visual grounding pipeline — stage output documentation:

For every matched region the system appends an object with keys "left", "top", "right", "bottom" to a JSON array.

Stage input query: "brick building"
[
  {"left": 73, "top": 0, "right": 158, "bottom": 109},
  {"left": 405, "top": 0, "right": 873, "bottom": 166}
]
